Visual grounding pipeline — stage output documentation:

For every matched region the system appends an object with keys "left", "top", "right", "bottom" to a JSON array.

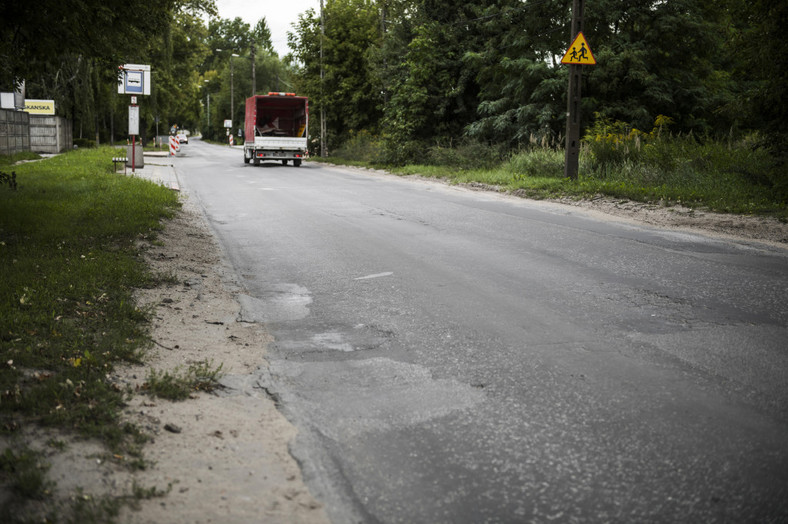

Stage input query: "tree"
[
  {"left": 584, "top": 0, "right": 734, "bottom": 134},
  {"left": 288, "top": 0, "right": 383, "bottom": 152},
  {"left": 253, "top": 19, "right": 275, "bottom": 53},
  {"left": 465, "top": 0, "right": 570, "bottom": 147},
  {"left": 723, "top": 0, "right": 788, "bottom": 194},
  {"left": 201, "top": 16, "right": 291, "bottom": 141},
  {"left": 377, "top": 0, "right": 489, "bottom": 161},
  {"left": 2, "top": 0, "right": 217, "bottom": 144},
  {"left": 0, "top": 1, "right": 216, "bottom": 88}
]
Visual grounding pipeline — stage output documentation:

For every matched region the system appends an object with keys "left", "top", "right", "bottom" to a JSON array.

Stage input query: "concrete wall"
[
  {"left": 30, "top": 115, "right": 72, "bottom": 153},
  {"left": 0, "top": 108, "right": 30, "bottom": 155}
]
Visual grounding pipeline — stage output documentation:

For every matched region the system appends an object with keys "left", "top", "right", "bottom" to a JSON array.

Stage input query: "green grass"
[
  {"left": 317, "top": 133, "right": 788, "bottom": 219},
  {"left": 0, "top": 447, "right": 53, "bottom": 500},
  {"left": 0, "top": 146, "right": 180, "bottom": 519},
  {"left": 0, "top": 152, "right": 42, "bottom": 168},
  {"left": 0, "top": 147, "right": 180, "bottom": 446}
]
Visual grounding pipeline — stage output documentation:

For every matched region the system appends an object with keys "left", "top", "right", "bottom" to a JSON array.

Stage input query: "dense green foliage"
[
  {"left": 287, "top": 0, "right": 786, "bottom": 197},
  {"left": 1, "top": 0, "right": 294, "bottom": 145}
]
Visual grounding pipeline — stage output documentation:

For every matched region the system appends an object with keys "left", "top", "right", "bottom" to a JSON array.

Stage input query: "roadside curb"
[{"left": 116, "top": 152, "right": 180, "bottom": 191}]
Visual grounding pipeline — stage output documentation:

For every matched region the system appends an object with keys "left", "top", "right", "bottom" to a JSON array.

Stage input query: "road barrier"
[{"left": 169, "top": 135, "right": 180, "bottom": 156}]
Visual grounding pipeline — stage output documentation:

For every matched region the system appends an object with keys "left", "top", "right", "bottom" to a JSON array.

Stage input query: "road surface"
[{"left": 175, "top": 140, "right": 788, "bottom": 523}]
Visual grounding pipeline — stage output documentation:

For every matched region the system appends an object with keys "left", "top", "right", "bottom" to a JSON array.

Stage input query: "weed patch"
[
  {"left": 142, "top": 360, "right": 224, "bottom": 401},
  {"left": 0, "top": 447, "right": 53, "bottom": 501}
]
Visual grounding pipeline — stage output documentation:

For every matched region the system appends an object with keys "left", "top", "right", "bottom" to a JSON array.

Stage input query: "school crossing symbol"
[{"left": 561, "top": 32, "right": 596, "bottom": 65}]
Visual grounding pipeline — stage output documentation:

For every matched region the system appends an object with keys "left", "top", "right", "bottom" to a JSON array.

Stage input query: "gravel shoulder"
[
  {"left": 555, "top": 194, "right": 788, "bottom": 247},
  {"left": 112, "top": 197, "right": 329, "bottom": 523}
]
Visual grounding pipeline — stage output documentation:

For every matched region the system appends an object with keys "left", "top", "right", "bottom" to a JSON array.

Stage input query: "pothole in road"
[
  {"left": 236, "top": 284, "right": 312, "bottom": 323},
  {"left": 275, "top": 324, "right": 395, "bottom": 356}
]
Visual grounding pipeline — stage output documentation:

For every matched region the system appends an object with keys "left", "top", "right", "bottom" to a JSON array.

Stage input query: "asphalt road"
[{"left": 176, "top": 139, "right": 788, "bottom": 523}]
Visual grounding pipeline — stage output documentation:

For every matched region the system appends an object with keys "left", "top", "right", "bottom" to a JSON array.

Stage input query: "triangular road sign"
[{"left": 561, "top": 32, "right": 596, "bottom": 65}]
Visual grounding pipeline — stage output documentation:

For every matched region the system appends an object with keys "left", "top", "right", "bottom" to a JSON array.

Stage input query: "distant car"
[{"left": 177, "top": 132, "right": 188, "bottom": 144}]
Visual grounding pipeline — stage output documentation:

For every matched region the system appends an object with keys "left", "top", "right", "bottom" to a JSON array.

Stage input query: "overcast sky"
[{"left": 214, "top": 0, "right": 320, "bottom": 57}]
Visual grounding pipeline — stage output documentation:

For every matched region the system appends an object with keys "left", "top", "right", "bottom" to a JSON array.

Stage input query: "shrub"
[
  {"left": 426, "top": 139, "right": 505, "bottom": 170},
  {"left": 330, "top": 130, "right": 383, "bottom": 164},
  {"left": 380, "top": 137, "right": 425, "bottom": 166},
  {"left": 73, "top": 138, "right": 97, "bottom": 149},
  {"left": 506, "top": 148, "right": 564, "bottom": 179}
]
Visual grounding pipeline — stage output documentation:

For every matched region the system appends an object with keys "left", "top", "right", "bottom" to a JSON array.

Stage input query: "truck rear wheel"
[
  {"left": 244, "top": 154, "right": 250, "bottom": 164},
  {"left": 282, "top": 159, "right": 288, "bottom": 166},
  {"left": 253, "top": 156, "right": 260, "bottom": 166},
  {"left": 294, "top": 159, "right": 302, "bottom": 167}
]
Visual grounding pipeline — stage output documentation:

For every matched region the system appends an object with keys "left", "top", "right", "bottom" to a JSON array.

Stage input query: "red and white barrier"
[{"left": 169, "top": 135, "right": 180, "bottom": 156}]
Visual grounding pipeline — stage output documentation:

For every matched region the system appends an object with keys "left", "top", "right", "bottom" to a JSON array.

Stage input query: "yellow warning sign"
[{"left": 561, "top": 32, "right": 596, "bottom": 65}]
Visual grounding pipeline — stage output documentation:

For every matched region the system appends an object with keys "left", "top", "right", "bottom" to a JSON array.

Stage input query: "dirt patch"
[
  {"left": 112, "top": 197, "right": 329, "bottom": 523},
  {"left": 465, "top": 177, "right": 787, "bottom": 247},
  {"left": 554, "top": 195, "right": 788, "bottom": 247}
]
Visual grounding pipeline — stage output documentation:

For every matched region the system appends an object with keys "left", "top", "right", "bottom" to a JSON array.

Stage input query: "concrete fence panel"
[
  {"left": 0, "top": 108, "right": 31, "bottom": 155},
  {"left": 30, "top": 115, "right": 72, "bottom": 153}
]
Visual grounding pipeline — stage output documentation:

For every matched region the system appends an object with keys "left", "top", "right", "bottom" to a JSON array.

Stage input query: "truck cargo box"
[{"left": 243, "top": 93, "right": 308, "bottom": 166}]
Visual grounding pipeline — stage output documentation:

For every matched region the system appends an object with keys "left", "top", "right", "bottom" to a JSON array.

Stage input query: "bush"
[
  {"left": 426, "top": 140, "right": 505, "bottom": 170},
  {"left": 330, "top": 130, "right": 383, "bottom": 164},
  {"left": 380, "top": 138, "right": 424, "bottom": 166},
  {"left": 506, "top": 148, "right": 564, "bottom": 179},
  {"left": 583, "top": 113, "right": 656, "bottom": 173},
  {"left": 73, "top": 138, "right": 97, "bottom": 149}
]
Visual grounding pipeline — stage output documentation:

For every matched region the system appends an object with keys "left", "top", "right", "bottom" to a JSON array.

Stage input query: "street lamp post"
[
  {"left": 216, "top": 49, "right": 240, "bottom": 131},
  {"left": 231, "top": 53, "right": 239, "bottom": 128},
  {"left": 203, "top": 79, "right": 210, "bottom": 138},
  {"left": 320, "top": 0, "right": 327, "bottom": 157}
]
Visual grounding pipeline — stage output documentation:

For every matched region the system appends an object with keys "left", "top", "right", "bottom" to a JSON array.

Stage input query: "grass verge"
[
  {"left": 0, "top": 146, "right": 180, "bottom": 521},
  {"left": 314, "top": 130, "right": 788, "bottom": 220}
]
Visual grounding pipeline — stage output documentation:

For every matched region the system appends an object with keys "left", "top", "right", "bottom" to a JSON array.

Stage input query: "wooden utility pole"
[
  {"left": 320, "top": 0, "right": 327, "bottom": 157},
  {"left": 564, "top": 0, "right": 584, "bottom": 180},
  {"left": 251, "top": 38, "right": 256, "bottom": 96}
]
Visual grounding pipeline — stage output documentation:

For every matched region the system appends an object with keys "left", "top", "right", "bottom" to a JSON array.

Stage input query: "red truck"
[{"left": 243, "top": 92, "right": 308, "bottom": 167}]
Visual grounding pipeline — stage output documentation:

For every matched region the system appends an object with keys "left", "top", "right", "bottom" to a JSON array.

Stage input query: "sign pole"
[
  {"left": 118, "top": 65, "right": 150, "bottom": 174},
  {"left": 129, "top": 97, "right": 139, "bottom": 173},
  {"left": 564, "top": 63, "right": 581, "bottom": 180},
  {"left": 564, "top": 0, "right": 584, "bottom": 180}
]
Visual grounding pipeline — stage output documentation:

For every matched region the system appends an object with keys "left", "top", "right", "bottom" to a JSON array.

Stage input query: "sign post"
[
  {"left": 118, "top": 65, "right": 151, "bottom": 173},
  {"left": 224, "top": 120, "right": 233, "bottom": 146},
  {"left": 129, "top": 104, "right": 140, "bottom": 172},
  {"left": 561, "top": 1, "right": 595, "bottom": 180}
]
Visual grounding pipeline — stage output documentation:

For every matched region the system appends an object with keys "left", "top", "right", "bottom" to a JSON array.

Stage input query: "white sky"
[{"left": 214, "top": 0, "right": 320, "bottom": 57}]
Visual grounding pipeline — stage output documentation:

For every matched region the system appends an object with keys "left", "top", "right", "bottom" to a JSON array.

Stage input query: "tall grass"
[
  {"left": 579, "top": 115, "right": 783, "bottom": 214},
  {"left": 0, "top": 147, "right": 180, "bottom": 453},
  {"left": 318, "top": 119, "right": 786, "bottom": 218}
]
